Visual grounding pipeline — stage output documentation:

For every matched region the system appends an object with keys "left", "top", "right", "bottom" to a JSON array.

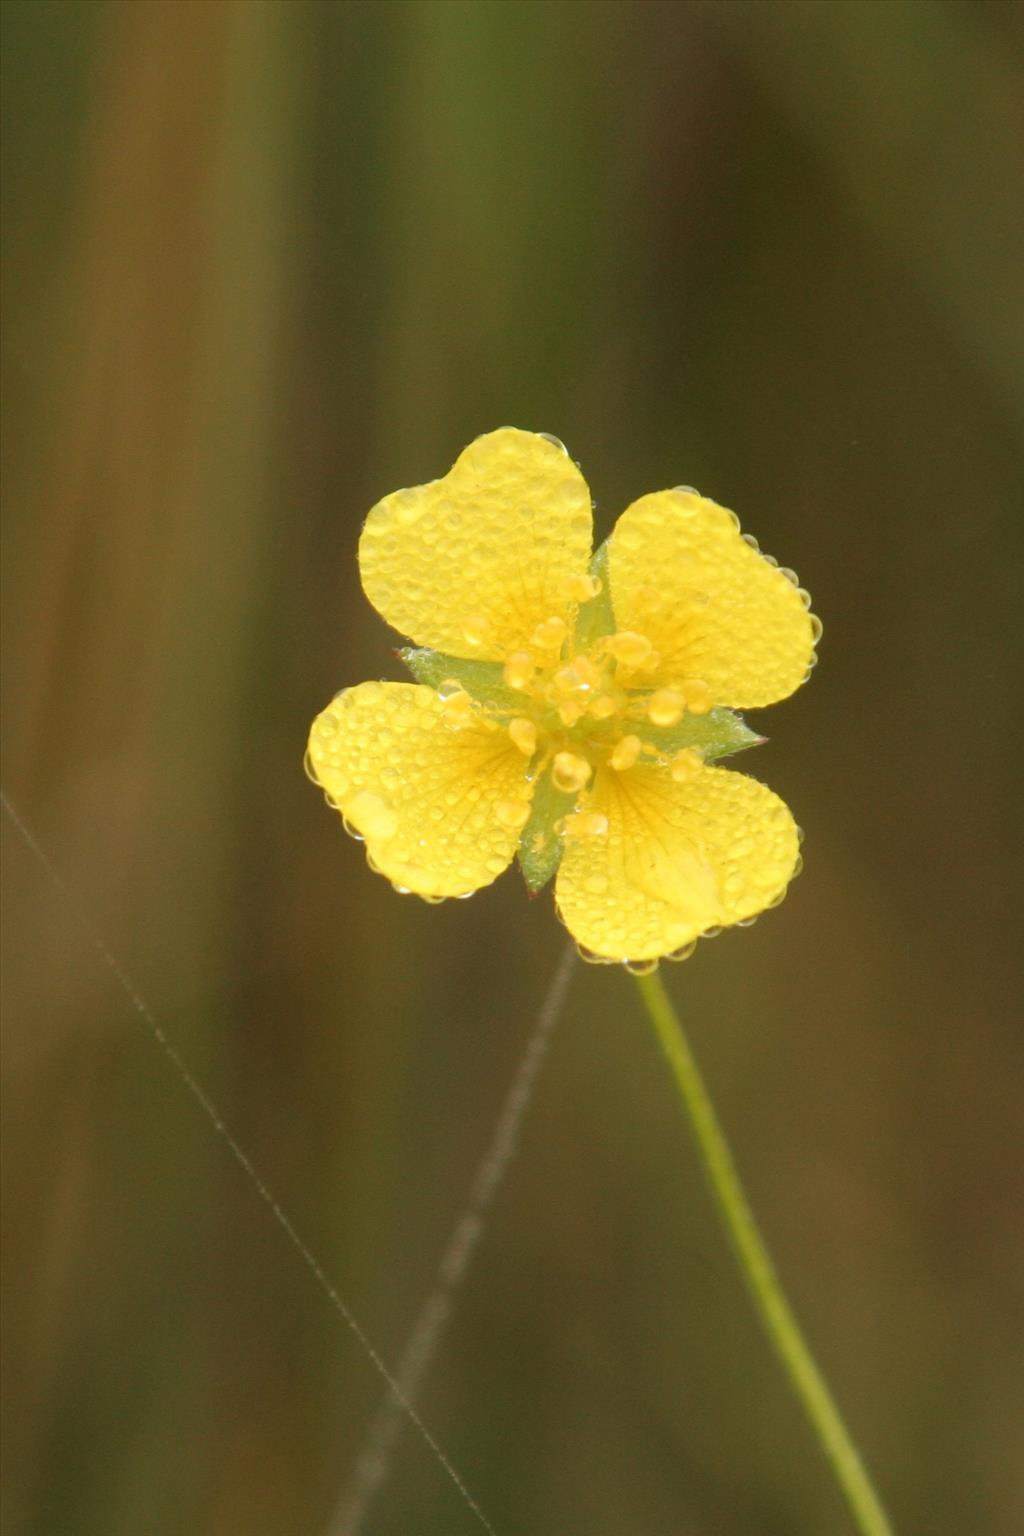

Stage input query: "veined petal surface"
[
  {"left": 358, "top": 428, "right": 593, "bottom": 660},
  {"left": 307, "top": 682, "right": 533, "bottom": 898},
  {"left": 555, "top": 763, "right": 800, "bottom": 961},
  {"left": 609, "top": 490, "right": 815, "bottom": 707}
]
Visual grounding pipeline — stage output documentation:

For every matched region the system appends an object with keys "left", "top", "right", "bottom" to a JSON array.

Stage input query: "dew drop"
[
  {"left": 667, "top": 941, "right": 698, "bottom": 963},
  {"left": 341, "top": 815, "right": 365, "bottom": 843},
  {"left": 622, "top": 957, "right": 659, "bottom": 975},
  {"left": 538, "top": 432, "right": 569, "bottom": 455},
  {"left": 462, "top": 615, "right": 490, "bottom": 648},
  {"left": 347, "top": 790, "right": 399, "bottom": 841},
  {"left": 575, "top": 943, "right": 615, "bottom": 965}
]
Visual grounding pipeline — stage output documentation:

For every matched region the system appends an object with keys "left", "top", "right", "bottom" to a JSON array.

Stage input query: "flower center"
[{"left": 495, "top": 612, "right": 711, "bottom": 797}]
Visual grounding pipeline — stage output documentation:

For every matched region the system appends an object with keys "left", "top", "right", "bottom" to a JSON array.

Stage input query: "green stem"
[{"left": 635, "top": 969, "right": 893, "bottom": 1536}]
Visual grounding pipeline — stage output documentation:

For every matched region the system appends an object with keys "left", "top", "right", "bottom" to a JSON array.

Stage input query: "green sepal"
[
  {"left": 573, "top": 539, "right": 615, "bottom": 650},
  {"left": 639, "top": 707, "right": 765, "bottom": 763},
  {"left": 516, "top": 769, "right": 576, "bottom": 893},
  {"left": 398, "top": 647, "right": 522, "bottom": 712}
]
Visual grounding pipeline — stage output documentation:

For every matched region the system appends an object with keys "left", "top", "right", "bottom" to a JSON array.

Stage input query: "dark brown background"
[{"left": 3, "top": 3, "right": 1022, "bottom": 1533}]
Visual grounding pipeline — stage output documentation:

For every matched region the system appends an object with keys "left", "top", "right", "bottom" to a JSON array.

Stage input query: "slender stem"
[{"left": 635, "top": 969, "right": 893, "bottom": 1536}]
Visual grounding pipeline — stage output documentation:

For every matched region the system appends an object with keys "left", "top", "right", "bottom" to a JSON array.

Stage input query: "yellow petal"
[
  {"left": 555, "top": 762, "right": 800, "bottom": 961},
  {"left": 608, "top": 489, "right": 816, "bottom": 707},
  {"left": 307, "top": 681, "right": 532, "bottom": 898},
  {"left": 358, "top": 428, "right": 593, "bottom": 659}
]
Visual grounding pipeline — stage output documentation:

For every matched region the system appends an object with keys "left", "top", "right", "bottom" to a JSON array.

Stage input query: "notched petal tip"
[
  {"left": 306, "top": 680, "right": 529, "bottom": 899},
  {"left": 358, "top": 429, "right": 594, "bottom": 659},
  {"left": 608, "top": 490, "right": 817, "bottom": 708}
]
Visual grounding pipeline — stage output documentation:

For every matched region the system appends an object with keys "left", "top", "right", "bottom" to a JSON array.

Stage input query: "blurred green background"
[{"left": 3, "top": 2, "right": 1022, "bottom": 1533}]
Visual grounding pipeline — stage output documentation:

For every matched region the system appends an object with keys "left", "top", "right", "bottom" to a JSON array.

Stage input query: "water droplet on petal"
[
  {"left": 347, "top": 790, "right": 399, "bottom": 841},
  {"left": 622, "top": 957, "right": 660, "bottom": 975},
  {"left": 462, "top": 614, "right": 490, "bottom": 648},
  {"left": 575, "top": 943, "right": 615, "bottom": 965}
]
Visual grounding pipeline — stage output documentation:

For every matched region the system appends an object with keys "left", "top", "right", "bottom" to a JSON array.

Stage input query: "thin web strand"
[
  {"left": 328, "top": 940, "right": 576, "bottom": 1536},
  {"left": 0, "top": 790, "right": 498, "bottom": 1536}
]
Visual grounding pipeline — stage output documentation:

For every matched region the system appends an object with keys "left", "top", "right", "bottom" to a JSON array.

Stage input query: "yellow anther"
[
  {"left": 588, "top": 693, "right": 618, "bottom": 720},
  {"left": 558, "top": 699, "right": 586, "bottom": 727},
  {"left": 508, "top": 718, "right": 537, "bottom": 756},
  {"left": 605, "top": 630, "right": 653, "bottom": 668},
  {"left": 552, "top": 751, "right": 593, "bottom": 794},
  {"left": 670, "top": 748, "right": 704, "bottom": 783},
  {"left": 461, "top": 614, "right": 490, "bottom": 648},
  {"left": 647, "top": 688, "right": 685, "bottom": 727},
  {"left": 495, "top": 797, "right": 531, "bottom": 830},
  {"left": 682, "top": 678, "right": 712, "bottom": 714},
  {"left": 530, "top": 615, "right": 568, "bottom": 651},
  {"left": 609, "top": 734, "right": 642, "bottom": 771},
  {"left": 561, "top": 571, "right": 601, "bottom": 603},
  {"left": 503, "top": 650, "right": 534, "bottom": 690},
  {"left": 440, "top": 688, "right": 474, "bottom": 722},
  {"left": 553, "top": 656, "right": 599, "bottom": 694}
]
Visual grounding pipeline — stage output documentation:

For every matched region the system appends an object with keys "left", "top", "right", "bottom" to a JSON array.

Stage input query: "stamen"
[
  {"left": 502, "top": 651, "right": 534, "bottom": 690},
  {"left": 648, "top": 688, "right": 685, "bottom": 727},
  {"left": 604, "top": 630, "right": 653, "bottom": 668},
  {"left": 440, "top": 689, "right": 474, "bottom": 724},
  {"left": 530, "top": 616, "right": 568, "bottom": 651},
  {"left": 553, "top": 657, "right": 598, "bottom": 693},
  {"left": 561, "top": 571, "right": 601, "bottom": 602},
  {"left": 508, "top": 718, "right": 537, "bottom": 756},
  {"left": 552, "top": 752, "right": 592, "bottom": 793},
  {"left": 587, "top": 693, "right": 617, "bottom": 720},
  {"left": 670, "top": 748, "right": 703, "bottom": 783},
  {"left": 609, "top": 735, "right": 642, "bottom": 772},
  {"left": 682, "top": 678, "right": 712, "bottom": 714}
]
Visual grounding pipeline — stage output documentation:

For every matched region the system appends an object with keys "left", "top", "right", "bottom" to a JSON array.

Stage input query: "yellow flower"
[{"left": 307, "top": 428, "right": 820, "bottom": 965}]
